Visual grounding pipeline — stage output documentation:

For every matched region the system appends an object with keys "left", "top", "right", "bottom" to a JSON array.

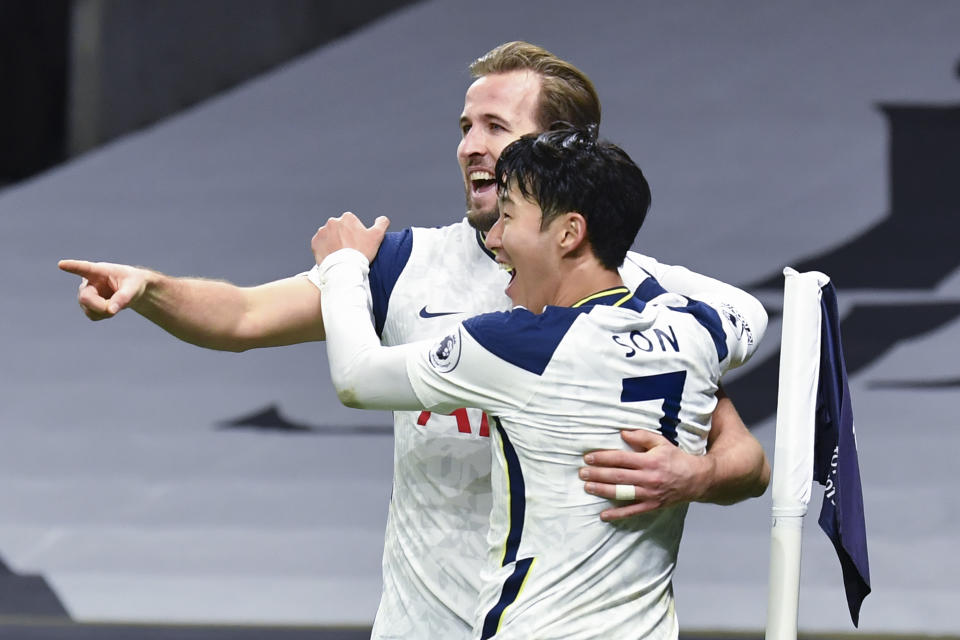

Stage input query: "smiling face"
[
  {"left": 457, "top": 70, "right": 542, "bottom": 232},
  {"left": 483, "top": 179, "right": 564, "bottom": 312}
]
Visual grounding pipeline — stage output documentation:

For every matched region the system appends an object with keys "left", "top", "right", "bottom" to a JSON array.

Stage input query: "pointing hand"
[{"left": 58, "top": 259, "right": 151, "bottom": 320}]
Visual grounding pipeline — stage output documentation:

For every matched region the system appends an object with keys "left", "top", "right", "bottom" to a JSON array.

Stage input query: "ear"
[{"left": 557, "top": 212, "right": 588, "bottom": 256}]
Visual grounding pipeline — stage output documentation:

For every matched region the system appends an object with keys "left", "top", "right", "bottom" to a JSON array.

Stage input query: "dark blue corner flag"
[{"left": 813, "top": 282, "right": 871, "bottom": 626}]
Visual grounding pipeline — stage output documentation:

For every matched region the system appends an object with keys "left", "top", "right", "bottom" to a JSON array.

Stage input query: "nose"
[
  {"left": 458, "top": 127, "right": 486, "bottom": 162},
  {"left": 484, "top": 215, "right": 503, "bottom": 251}
]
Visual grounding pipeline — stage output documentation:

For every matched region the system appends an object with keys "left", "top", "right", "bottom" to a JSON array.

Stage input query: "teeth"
[
  {"left": 499, "top": 263, "right": 515, "bottom": 273},
  {"left": 469, "top": 171, "right": 494, "bottom": 181}
]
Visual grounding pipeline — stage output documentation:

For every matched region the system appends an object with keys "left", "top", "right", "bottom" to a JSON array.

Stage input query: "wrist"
[
  {"left": 317, "top": 249, "right": 370, "bottom": 287},
  {"left": 128, "top": 267, "right": 162, "bottom": 313},
  {"left": 691, "top": 452, "right": 717, "bottom": 503}
]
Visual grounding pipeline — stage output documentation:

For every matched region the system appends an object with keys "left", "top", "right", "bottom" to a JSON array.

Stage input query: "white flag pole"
[{"left": 765, "top": 268, "right": 831, "bottom": 640}]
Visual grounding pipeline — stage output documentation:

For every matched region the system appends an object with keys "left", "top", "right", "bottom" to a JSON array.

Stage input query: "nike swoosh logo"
[{"left": 419, "top": 306, "right": 461, "bottom": 318}]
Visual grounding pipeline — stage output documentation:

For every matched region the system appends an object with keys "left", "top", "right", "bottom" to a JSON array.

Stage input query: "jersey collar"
[
  {"left": 571, "top": 286, "right": 634, "bottom": 308},
  {"left": 475, "top": 228, "right": 498, "bottom": 262}
]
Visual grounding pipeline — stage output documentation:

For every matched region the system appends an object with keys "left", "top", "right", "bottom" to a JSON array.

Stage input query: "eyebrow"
[{"left": 460, "top": 113, "right": 508, "bottom": 127}]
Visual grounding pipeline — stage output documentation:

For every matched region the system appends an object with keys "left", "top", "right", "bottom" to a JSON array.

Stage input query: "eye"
[
  {"left": 489, "top": 122, "right": 506, "bottom": 132},
  {"left": 460, "top": 122, "right": 471, "bottom": 136}
]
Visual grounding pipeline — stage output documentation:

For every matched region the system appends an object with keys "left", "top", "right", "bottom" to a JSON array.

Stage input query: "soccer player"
[
  {"left": 313, "top": 127, "right": 753, "bottom": 639},
  {"left": 59, "top": 42, "right": 769, "bottom": 637}
]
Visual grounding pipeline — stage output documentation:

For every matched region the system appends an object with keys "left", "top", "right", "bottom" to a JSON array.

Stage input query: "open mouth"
[
  {"left": 499, "top": 261, "right": 516, "bottom": 284},
  {"left": 469, "top": 170, "right": 496, "bottom": 195}
]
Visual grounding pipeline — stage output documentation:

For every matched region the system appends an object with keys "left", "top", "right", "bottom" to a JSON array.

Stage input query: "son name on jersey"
[{"left": 611, "top": 325, "right": 681, "bottom": 357}]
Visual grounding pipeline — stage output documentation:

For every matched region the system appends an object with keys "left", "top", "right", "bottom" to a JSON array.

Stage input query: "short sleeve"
[
  {"left": 302, "top": 228, "right": 413, "bottom": 336},
  {"left": 368, "top": 229, "right": 414, "bottom": 335}
]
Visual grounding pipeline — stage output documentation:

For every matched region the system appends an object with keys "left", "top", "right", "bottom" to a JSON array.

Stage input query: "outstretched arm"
[
  {"left": 580, "top": 385, "right": 769, "bottom": 520},
  {"left": 58, "top": 259, "right": 326, "bottom": 351},
  {"left": 58, "top": 210, "right": 387, "bottom": 352}
]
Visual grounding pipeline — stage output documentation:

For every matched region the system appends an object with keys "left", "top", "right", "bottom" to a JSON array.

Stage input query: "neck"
[{"left": 551, "top": 259, "right": 623, "bottom": 308}]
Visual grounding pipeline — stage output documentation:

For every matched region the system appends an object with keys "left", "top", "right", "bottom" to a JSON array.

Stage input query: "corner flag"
[
  {"left": 766, "top": 269, "right": 871, "bottom": 640},
  {"left": 813, "top": 282, "right": 871, "bottom": 625}
]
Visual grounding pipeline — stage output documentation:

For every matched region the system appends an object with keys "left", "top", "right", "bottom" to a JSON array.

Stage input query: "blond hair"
[{"left": 469, "top": 41, "right": 601, "bottom": 132}]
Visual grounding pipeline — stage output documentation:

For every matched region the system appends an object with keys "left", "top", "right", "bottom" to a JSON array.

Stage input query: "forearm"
[
  {"left": 133, "top": 272, "right": 325, "bottom": 352},
  {"left": 695, "top": 389, "right": 770, "bottom": 505},
  {"left": 318, "top": 249, "right": 421, "bottom": 410}
]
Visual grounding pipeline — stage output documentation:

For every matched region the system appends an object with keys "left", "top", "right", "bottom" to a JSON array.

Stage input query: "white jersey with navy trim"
[
  {"left": 405, "top": 288, "right": 738, "bottom": 639},
  {"left": 366, "top": 220, "right": 509, "bottom": 639},
  {"left": 305, "top": 218, "right": 766, "bottom": 638}
]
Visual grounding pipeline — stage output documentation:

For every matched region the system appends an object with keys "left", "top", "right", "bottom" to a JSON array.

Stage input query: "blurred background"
[{"left": 0, "top": 0, "right": 958, "bottom": 637}]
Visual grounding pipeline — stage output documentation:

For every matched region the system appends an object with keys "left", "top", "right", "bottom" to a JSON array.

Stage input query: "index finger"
[
  {"left": 620, "top": 428, "right": 669, "bottom": 451},
  {"left": 58, "top": 259, "right": 97, "bottom": 277},
  {"left": 583, "top": 449, "right": 647, "bottom": 470},
  {"left": 599, "top": 501, "right": 658, "bottom": 521}
]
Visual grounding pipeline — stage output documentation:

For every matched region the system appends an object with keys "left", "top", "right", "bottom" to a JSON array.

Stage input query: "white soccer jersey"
[
  {"left": 365, "top": 220, "right": 510, "bottom": 638},
  {"left": 306, "top": 218, "right": 766, "bottom": 638},
  {"left": 403, "top": 287, "right": 736, "bottom": 639}
]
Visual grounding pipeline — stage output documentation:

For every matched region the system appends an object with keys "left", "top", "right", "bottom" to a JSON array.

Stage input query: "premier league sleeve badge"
[{"left": 428, "top": 328, "right": 462, "bottom": 373}]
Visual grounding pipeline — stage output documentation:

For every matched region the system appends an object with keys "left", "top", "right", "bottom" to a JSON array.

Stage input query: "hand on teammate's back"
[
  {"left": 580, "top": 429, "right": 708, "bottom": 521},
  {"left": 311, "top": 212, "right": 390, "bottom": 266}
]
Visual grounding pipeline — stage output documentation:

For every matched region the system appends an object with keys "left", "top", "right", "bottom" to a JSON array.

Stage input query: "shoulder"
[
  {"left": 660, "top": 296, "right": 729, "bottom": 363},
  {"left": 402, "top": 219, "right": 492, "bottom": 269},
  {"left": 370, "top": 228, "right": 414, "bottom": 280},
  {"left": 409, "top": 218, "right": 475, "bottom": 244},
  {"left": 368, "top": 220, "right": 467, "bottom": 301},
  {"left": 371, "top": 219, "right": 470, "bottom": 267},
  {"left": 621, "top": 252, "right": 671, "bottom": 302},
  {"left": 622, "top": 250, "right": 660, "bottom": 277},
  {"left": 462, "top": 307, "right": 584, "bottom": 375}
]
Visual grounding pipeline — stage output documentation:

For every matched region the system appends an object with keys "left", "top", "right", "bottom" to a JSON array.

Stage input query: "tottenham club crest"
[{"left": 429, "top": 329, "right": 462, "bottom": 373}]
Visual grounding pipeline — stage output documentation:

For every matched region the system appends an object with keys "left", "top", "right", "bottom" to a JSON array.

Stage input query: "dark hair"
[
  {"left": 469, "top": 41, "right": 601, "bottom": 132},
  {"left": 495, "top": 127, "right": 651, "bottom": 270}
]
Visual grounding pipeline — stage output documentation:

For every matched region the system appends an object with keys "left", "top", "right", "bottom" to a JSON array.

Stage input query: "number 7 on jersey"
[{"left": 620, "top": 371, "right": 686, "bottom": 446}]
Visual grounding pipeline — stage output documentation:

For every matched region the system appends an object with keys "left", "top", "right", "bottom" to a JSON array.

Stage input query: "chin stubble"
[{"left": 466, "top": 204, "right": 498, "bottom": 232}]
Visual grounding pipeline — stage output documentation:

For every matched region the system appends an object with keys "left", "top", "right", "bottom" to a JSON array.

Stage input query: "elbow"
[
  {"left": 180, "top": 336, "right": 251, "bottom": 353},
  {"left": 330, "top": 364, "right": 368, "bottom": 409},
  {"left": 735, "top": 450, "right": 771, "bottom": 502},
  {"left": 738, "top": 437, "right": 771, "bottom": 500},
  {"left": 217, "top": 337, "right": 262, "bottom": 353},
  {"left": 753, "top": 455, "right": 772, "bottom": 498},
  {"left": 221, "top": 342, "right": 252, "bottom": 353},
  {"left": 335, "top": 386, "right": 364, "bottom": 409}
]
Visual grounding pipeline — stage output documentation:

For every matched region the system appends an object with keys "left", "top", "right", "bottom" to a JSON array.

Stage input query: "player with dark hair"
[
  {"left": 313, "top": 128, "right": 753, "bottom": 638},
  {"left": 494, "top": 126, "right": 651, "bottom": 270}
]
